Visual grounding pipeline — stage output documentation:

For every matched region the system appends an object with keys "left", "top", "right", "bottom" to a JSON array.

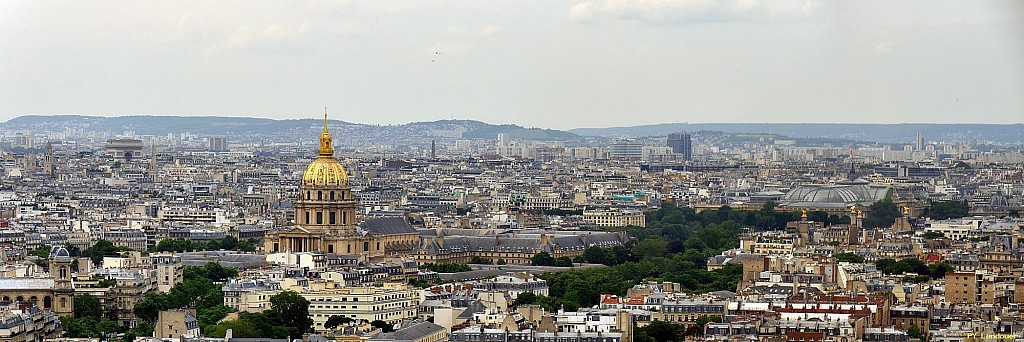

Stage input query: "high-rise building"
[
  {"left": 609, "top": 137, "right": 643, "bottom": 159},
  {"left": 915, "top": 133, "right": 924, "bottom": 151},
  {"left": 209, "top": 136, "right": 228, "bottom": 152},
  {"left": 667, "top": 132, "right": 692, "bottom": 160}
]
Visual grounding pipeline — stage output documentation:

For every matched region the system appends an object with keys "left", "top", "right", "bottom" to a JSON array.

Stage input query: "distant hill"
[
  {"left": 3, "top": 115, "right": 347, "bottom": 135},
  {"left": 1, "top": 115, "right": 579, "bottom": 142},
  {"left": 569, "top": 123, "right": 1024, "bottom": 143}
]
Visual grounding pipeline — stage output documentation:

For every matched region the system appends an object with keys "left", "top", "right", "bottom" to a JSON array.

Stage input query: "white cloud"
[
  {"left": 867, "top": 42, "right": 894, "bottom": 56},
  {"left": 480, "top": 25, "right": 503, "bottom": 36},
  {"left": 566, "top": 0, "right": 824, "bottom": 24},
  {"left": 447, "top": 25, "right": 503, "bottom": 36}
]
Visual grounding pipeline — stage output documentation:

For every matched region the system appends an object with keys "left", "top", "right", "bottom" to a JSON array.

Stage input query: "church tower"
[
  {"left": 49, "top": 246, "right": 74, "bottom": 315},
  {"left": 294, "top": 110, "right": 359, "bottom": 239},
  {"left": 265, "top": 109, "right": 363, "bottom": 255},
  {"left": 42, "top": 142, "right": 55, "bottom": 176}
]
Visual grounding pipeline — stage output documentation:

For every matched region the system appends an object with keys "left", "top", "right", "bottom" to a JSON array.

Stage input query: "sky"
[{"left": 1, "top": 1, "right": 1022, "bottom": 130}]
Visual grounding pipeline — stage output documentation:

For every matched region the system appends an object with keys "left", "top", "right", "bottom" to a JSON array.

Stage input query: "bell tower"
[{"left": 49, "top": 246, "right": 75, "bottom": 315}]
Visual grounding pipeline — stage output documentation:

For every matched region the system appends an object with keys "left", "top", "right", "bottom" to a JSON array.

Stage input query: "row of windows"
[
  {"left": 306, "top": 190, "right": 348, "bottom": 201},
  {"left": 303, "top": 210, "right": 349, "bottom": 225}
]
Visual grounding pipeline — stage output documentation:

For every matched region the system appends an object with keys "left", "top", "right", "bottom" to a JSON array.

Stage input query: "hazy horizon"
[{"left": 2, "top": 1, "right": 1022, "bottom": 129}]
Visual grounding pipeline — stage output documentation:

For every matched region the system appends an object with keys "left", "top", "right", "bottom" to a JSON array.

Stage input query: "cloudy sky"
[{"left": 1, "top": 0, "right": 1021, "bottom": 129}]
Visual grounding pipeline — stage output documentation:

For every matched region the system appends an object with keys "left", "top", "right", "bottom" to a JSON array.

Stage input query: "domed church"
[{"left": 262, "top": 112, "right": 419, "bottom": 261}]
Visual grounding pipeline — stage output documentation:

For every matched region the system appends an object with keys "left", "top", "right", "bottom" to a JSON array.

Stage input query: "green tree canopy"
[
  {"left": 834, "top": 252, "right": 865, "bottom": 263},
  {"left": 926, "top": 200, "right": 970, "bottom": 220},
  {"left": 73, "top": 294, "right": 103, "bottom": 319},
  {"left": 863, "top": 197, "right": 900, "bottom": 228},
  {"left": 266, "top": 290, "right": 312, "bottom": 335},
  {"left": 370, "top": 320, "right": 394, "bottom": 333},
  {"left": 324, "top": 315, "right": 354, "bottom": 330},
  {"left": 531, "top": 252, "right": 557, "bottom": 266}
]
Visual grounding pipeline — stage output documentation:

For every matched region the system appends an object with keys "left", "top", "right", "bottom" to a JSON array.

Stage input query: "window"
[
  {"left": 318, "top": 191, "right": 323, "bottom": 200},
  {"left": 330, "top": 212, "right": 336, "bottom": 224},
  {"left": 317, "top": 212, "right": 323, "bottom": 224},
  {"left": 305, "top": 212, "right": 310, "bottom": 224},
  {"left": 331, "top": 191, "right": 335, "bottom": 200}
]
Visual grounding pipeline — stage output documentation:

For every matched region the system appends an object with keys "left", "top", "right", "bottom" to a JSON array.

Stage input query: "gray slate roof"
[
  {"left": 360, "top": 217, "right": 418, "bottom": 236},
  {"left": 370, "top": 321, "right": 446, "bottom": 342}
]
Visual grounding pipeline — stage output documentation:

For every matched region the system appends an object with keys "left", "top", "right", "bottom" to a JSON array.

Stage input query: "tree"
[
  {"left": 197, "top": 305, "right": 235, "bottom": 327},
  {"left": 74, "top": 294, "right": 103, "bottom": 319},
  {"left": 134, "top": 292, "right": 169, "bottom": 323},
  {"left": 267, "top": 290, "right": 312, "bottom": 335},
  {"left": 205, "top": 319, "right": 261, "bottom": 338},
  {"left": 926, "top": 200, "right": 970, "bottom": 220},
  {"left": 324, "top": 315, "right": 354, "bottom": 330},
  {"left": 469, "top": 256, "right": 492, "bottom": 264},
  {"left": 863, "top": 198, "right": 900, "bottom": 228},
  {"left": 834, "top": 252, "right": 865, "bottom": 263},
  {"left": 200, "top": 262, "right": 238, "bottom": 282},
  {"left": 420, "top": 263, "right": 472, "bottom": 273},
  {"left": 928, "top": 262, "right": 954, "bottom": 279},
  {"left": 125, "top": 321, "right": 154, "bottom": 341},
  {"left": 906, "top": 324, "right": 925, "bottom": 340},
  {"left": 637, "top": 321, "right": 686, "bottom": 342},
  {"left": 29, "top": 246, "right": 51, "bottom": 258},
  {"left": 583, "top": 247, "right": 616, "bottom": 266},
  {"left": 921, "top": 231, "right": 945, "bottom": 240},
  {"left": 84, "top": 240, "right": 121, "bottom": 266},
  {"left": 633, "top": 237, "right": 669, "bottom": 259},
  {"left": 96, "top": 317, "right": 123, "bottom": 336},
  {"left": 531, "top": 252, "right": 556, "bottom": 266},
  {"left": 370, "top": 320, "right": 394, "bottom": 333},
  {"left": 512, "top": 292, "right": 538, "bottom": 307},
  {"left": 687, "top": 315, "right": 722, "bottom": 336}
]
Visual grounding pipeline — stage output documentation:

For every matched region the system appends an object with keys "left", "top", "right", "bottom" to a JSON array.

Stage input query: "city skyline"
[{"left": 1, "top": 1, "right": 1022, "bottom": 129}]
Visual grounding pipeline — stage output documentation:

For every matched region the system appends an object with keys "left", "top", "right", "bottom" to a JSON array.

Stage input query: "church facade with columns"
[{"left": 262, "top": 112, "right": 419, "bottom": 261}]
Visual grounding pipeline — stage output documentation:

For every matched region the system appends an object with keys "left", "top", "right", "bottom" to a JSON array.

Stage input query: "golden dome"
[{"left": 301, "top": 110, "right": 349, "bottom": 187}]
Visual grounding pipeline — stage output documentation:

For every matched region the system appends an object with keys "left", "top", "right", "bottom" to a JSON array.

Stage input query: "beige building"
[
  {"left": 583, "top": 209, "right": 645, "bottom": 227},
  {"left": 151, "top": 253, "right": 183, "bottom": 293},
  {"left": 108, "top": 269, "right": 156, "bottom": 326},
  {"left": 154, "top": 310, "right": 200, "bottom": 339},
  {"left": 222, "top": 279, "right": 279, "bottom": 313},
  {"left": 102, "top": 230, "right": 147, "bottom": 251},
  {"left": 303, "top": 283, "right": 420, "bottom": 333},
  {"left": 0, "top": 303, "right": 62, "bottom": 342},
  {"left": 0, "top": 248, "right": 75, "bottom": 316},
  {"left": 945, "top": 271, "right": 982, "bottom": 304}
]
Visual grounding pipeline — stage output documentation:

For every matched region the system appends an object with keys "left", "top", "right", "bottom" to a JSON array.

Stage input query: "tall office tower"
[
  {"left": 497, "top": 133, "right": 508, "bottom": 147},
  {"left": 915, "top": 133, "right": 924, "bottom": 151},
  {"left": 209, "top": 136, "right": 228, "bottom": 152},
  {"left": 666, "top": 132, "right": 692, "bottom": 161}
]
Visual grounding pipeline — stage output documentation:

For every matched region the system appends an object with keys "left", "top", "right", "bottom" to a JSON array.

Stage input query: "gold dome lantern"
[{"left": 301, "top": 110, "right": 349, "bottom": 187}]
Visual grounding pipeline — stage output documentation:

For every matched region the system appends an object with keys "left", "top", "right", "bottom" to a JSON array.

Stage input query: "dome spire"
[{"left": 318, "top": 107, "right": 334, "bottom": 157}]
